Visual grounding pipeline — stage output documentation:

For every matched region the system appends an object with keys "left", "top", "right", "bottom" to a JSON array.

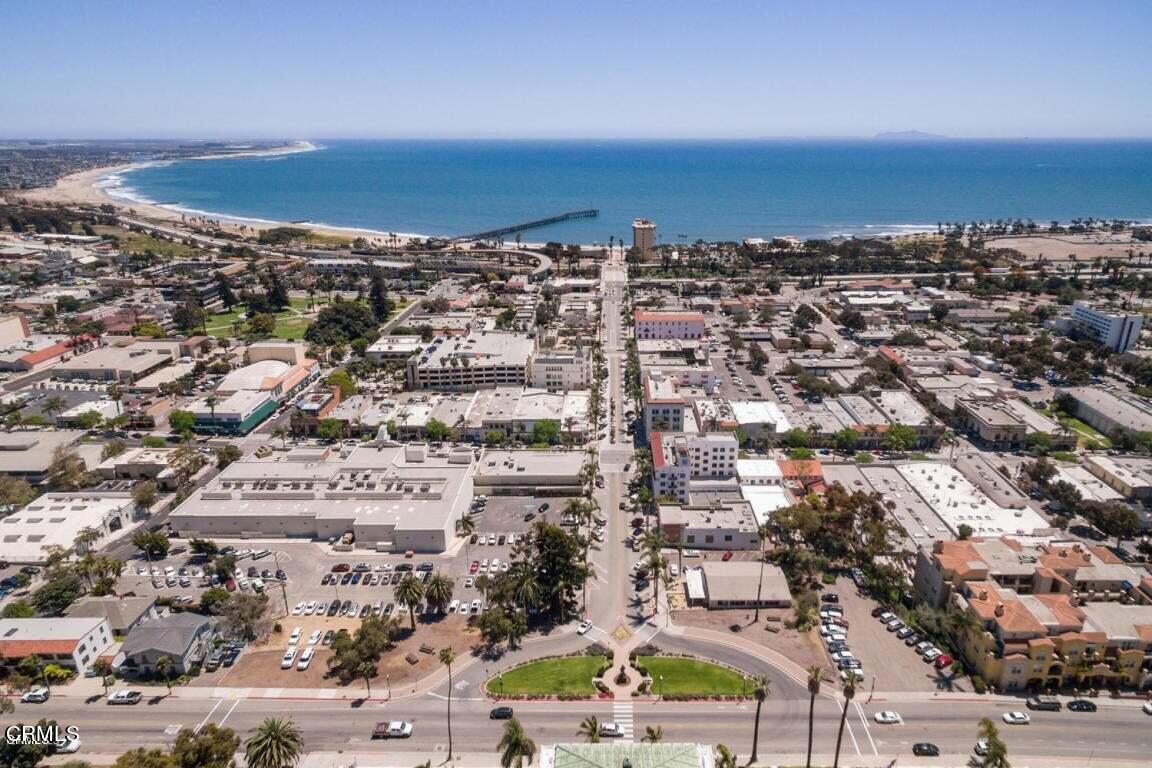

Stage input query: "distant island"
[{"left": 874, "top": 130, "right": 948, "bottom": 140}]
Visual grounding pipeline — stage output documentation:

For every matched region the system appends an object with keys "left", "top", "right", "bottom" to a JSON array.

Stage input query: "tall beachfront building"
[
  {"left": 1068, "top": 301, "right": 1143, "bottom": 352},
  {"left": 633, "top": 218, "right": 656, "bottom": 259}
]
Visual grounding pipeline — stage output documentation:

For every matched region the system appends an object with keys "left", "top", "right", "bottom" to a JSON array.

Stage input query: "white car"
[
  {"left": 974, "top": 739, "right": 989, "bottom": 756},
  {"left": 297, "top": 646, "right": 314, "bottom": 671},
  {"left": 20, "top": 687, "right": 49, "bottom": 703},
  {"left": 289, "top": 626, "right": 302, "bottom": 644},
  {"left": 1002, "top": 711, "right": 1030, "bottom": 725},
  {"left": 1144, "top": 701, "right": 1152, "bottom": 715},
  {"left": 874, "top": 711, "right": 902, "bottom": 724},
  {"left": 470, "top": 599, "right": 482, "bottom": 614},
  {"left": 448, "top": 599, "right": 460, "bottom": 614},
  {"left": 54, "top": 737, "right": 81, "bottom": 754},
  {"left": 599, "top": 722, "right": 625, "bottom": 738},
  {"left": 922, "top": 648, "right": 942, "bottom": 662},
  {"left": 823, "top": 634, "right": 847, "bottom": 646},
  {"left": 577, "top": 620, "right": 593, "bottom": 635},
  {"left": 304, "top": 600, "right": 317, "bottom": 615},
  {"left": 291, "top": 601, "right": 304, "bottom": 616},
  {"left": 375, "top": 721, "right": 413, "bottom": 739},
  {"left": 307, "top": 630, "right": 322, "bottom": 645},
  {"left": 281, "top": 648, "right": 297, "bottom": 669}
]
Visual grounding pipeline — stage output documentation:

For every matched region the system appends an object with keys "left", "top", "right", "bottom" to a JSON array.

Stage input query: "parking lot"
[{"left": 820, "top": 576, "right": 959, "bottom": 692}]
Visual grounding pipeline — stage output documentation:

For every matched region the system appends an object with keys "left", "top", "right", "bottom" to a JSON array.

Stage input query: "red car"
[
  {"left": 469, "top": 560, "right": 480, "bottom": 573},
  {"left": 331, "top": 563, "right": 351, "bottom": 573},
  {"left": 224, "top": 579, "right": 237, "bottom": 592},
  {"left": 935, "top": 654, "right": 954, "bottom": 669},
  {"left": 630, "top": 517, "right": 644, "bottom": 527},
  {"left": 721, "top": 551, "right": 733, "bottom": 561}
]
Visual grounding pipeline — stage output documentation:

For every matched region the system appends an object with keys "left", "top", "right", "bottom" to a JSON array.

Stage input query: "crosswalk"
[{"left": 612, "top": 701, "right": 635, "bottom": 741}]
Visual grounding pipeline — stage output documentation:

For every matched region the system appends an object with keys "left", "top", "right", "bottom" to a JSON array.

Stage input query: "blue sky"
[{"left": 3, "top": 0, "right": 1151, "bottom": 139}]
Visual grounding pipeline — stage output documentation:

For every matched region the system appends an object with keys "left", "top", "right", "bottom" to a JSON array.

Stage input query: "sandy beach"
[{"left": 16, "top": 141, "right": 429, "bottom": 246}]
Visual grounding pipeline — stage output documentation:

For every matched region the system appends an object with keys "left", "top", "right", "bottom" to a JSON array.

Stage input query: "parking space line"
[{"left": 854, "top": 700, "right": 878, "bottom": 755}]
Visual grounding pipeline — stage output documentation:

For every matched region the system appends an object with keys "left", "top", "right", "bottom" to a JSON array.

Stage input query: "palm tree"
[
  {"left": 425, "top": 572, "right": 454, "bottom": 613},
  {"left": 642, "top": 725, "right": 663, "bottom": 743},
  {"left": 457, "top": 513, "right": 476, "bottom": 541},
  {"left": 273, "top": 425, "right": 289, "bottom": 448},
  {"left": 747, "top": 676, "right": 771, "bottom": 765},
  {"left": 395, "top": 575, "right": 425, "bottom": 631},
  {"left": 497, "top": 717, "right": 536, "bottom": 768},
  {"left": 155, "top": 655, "right": 174, "bottom": 695},
  {"left": 245, "top": 717, "right": 304, "bottom": 768},
  {"left": 440, "top": 647, "right": 457, "bottom": 760},
  {"left": 832, "top": 679, "right": 856, "bottom": 768},
  {"left": 578, "top": 715, "right": 601, "bottom": 743},
  {"left": 514, "top": 571, "right": 541, "bottom": 614},
  {"left": 978, "top": 716, "right": 1010, "bottom": 768},
  {"left": 41, "top": 395, "right": 66, "bottom": 422},
  {"left": 715, "top": 744, "right": 738, "bottom": 768},
  {"left": 804, "top": 665, "right": 823, "bottom": 768}
]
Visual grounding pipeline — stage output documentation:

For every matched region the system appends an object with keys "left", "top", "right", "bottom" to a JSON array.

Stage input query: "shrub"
[
  {"left": 585, "top": 642, "right": 611, "bottom": 657},
  {"left": 970, "top": 675, "right": 987, "bottom": 694},
  {"left": 632, "top": 643, "right": 661, "bottom": 657}
]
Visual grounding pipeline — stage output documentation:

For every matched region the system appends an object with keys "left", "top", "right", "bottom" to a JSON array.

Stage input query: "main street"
[{"left": 33, "top": 687, "right": 1152, "bottom": 765}]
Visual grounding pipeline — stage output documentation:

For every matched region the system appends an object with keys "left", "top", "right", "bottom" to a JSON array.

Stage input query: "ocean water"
[{"left": 106, "top": 139, "right": 1152, "bottom": 243}]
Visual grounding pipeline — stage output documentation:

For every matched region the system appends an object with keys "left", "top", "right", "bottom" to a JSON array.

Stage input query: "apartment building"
[
  {"left": 642, "top": 371, "right": 692, "bottom": 433},
  {"left": 650, "top": 432, "right": 739, "bottom": 503},
  {"left": 0, "top": 617, "right": 113, "bottom": 675},
  {"left": 633, "top": 310, "right": 706, "bottom": 340}
]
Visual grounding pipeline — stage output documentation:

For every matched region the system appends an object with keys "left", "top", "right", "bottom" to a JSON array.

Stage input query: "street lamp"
[
  {"left": 386, "top": 674, "right": 391, "bottom": 699},
  {"left": 659, "top": 674, "right": 664, "bottom": 701}
]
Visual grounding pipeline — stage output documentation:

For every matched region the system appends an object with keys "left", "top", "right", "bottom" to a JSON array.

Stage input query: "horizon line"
[{"left": 6, "top": 135, "right": 1152, "bottom": 143}]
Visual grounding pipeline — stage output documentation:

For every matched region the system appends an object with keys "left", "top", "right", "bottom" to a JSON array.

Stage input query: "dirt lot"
[
  {"left": 986, "top": 232, "right": 1146, "bottom": 262},
  {"left": 671, "top": 607, "right": 831, "bottom": 675},
  {"left": 201, "top": 614, "right": 481, "bottom": 691}
]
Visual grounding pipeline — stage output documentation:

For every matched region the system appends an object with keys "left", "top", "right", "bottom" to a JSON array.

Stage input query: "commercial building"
[
  {"left": 1084, "top": 455, "right": 1152, "bottom": 501},
  {"left": 366, "top": 335, "right": 426, "bottom": 363},
  {"left": 473, "top": 450, "right": 586, "bottom": 495},
  {"left": 0, "top": 430, "right": 84, "bottom": 482},
  {"left": 632, "top": 218, "right": 656, "bottom": 258},
  {"left": 1060, "top": 387, "right": 1152, "bottom": 437},
  {"left": 170, "top": 444, "right": 475, "bottom": 553},
  {"left": 529, "top": 347, "right": 591, "bottom": 391},
  {"left": 0, "top": 314, "right": 30, "bottom": 345},
  {"left": 633, "top": 310, "right": 706, "bottom": 340},
  {"left": 651, "top": 432, "right": 738, "bottom": 503},
  {"left": 53, "top": 345, "right": 173, "bottom": 383},
  {"left": 658, "top": 500, "right": 761, "bottom": 550},
  {"left": 1068, "top": 301, "right": 1144, "bottom": 352},
  {"left": 0, "top": 493, "right": 137, "bottom": 564},
  {"left": 686, "top": 561, "right": 792, "bottom": 609},
  {"left": 406, "top": 332, "right": 534, "bottom": 391},
  {"left": 0, "top": 617, "right": 114, "bottom": 675},
  {"left": 216, "top": 343, "right": 320, "bottom": 400},
  {"left": 188, "top": 390, "right": 277, "bottom": 435},
  {"left": 95, "top": 446, "right": 186, "bottom": 491}
]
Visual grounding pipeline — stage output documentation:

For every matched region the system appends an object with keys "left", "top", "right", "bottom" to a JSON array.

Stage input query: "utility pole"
[{"left": 272, "top": 550, "right": 289, "bottom": 616}]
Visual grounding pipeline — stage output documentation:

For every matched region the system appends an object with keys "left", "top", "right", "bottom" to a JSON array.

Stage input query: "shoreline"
[{"left": 16, "top": 141, "right": 431, "bottom": 245}]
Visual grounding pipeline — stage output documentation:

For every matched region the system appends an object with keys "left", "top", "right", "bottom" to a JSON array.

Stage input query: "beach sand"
[{"left": 15, "top": 142, "right": 429, "bottom": 246}]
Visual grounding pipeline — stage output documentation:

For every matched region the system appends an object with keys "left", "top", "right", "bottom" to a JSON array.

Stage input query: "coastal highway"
[{"left": 24, "top": 690, "right": 1152, "bottom": 765}]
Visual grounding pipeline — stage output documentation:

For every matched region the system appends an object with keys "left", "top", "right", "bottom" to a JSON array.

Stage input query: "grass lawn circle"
[
  {"left": 638, "top": 656, "right": 755, "bottom": 696},
  {"left": 486, "top": 655, "right": 608, "bottom": 697}
]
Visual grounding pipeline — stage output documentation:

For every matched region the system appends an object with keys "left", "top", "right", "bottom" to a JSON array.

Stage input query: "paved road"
[{"left": 26, "top": 689, "right": 1152, "bottom": 764}]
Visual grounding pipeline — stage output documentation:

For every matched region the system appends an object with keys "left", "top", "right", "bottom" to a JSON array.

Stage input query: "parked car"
[
  {"left": 599, "top": 722, "right": 625, "bottom": 738},
  {"left": 1067, "top": 699, "right": 1097, "bottom": 712},
  {"left": 281, "top": 648, "right": 297, "bottom": 669}
]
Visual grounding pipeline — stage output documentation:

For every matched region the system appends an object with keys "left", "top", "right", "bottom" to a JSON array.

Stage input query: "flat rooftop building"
[
  {"left": 473, "top": 449, "right": 585, "bottom": 494},
  {"left": 0, "top": 493, "right": 137, "bottom": 564},
  {"left": 54, "top": 345, "right": 172, "bottom": 383},
  {"left": 170, "top": 444, "right": 475, "bottom": 552},
  {"left": 406, "top": 332, "right": 534, "bottom": 391},
  {"left": 0, "top": 430, "right": 84, "bottom": 481}
]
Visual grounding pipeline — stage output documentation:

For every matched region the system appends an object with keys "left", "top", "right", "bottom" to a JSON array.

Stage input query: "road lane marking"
[
  {"left": 217, "top": 698, "right": 243, "bottom": 727},
  {"left": 193, "top": 700, "right": 223, "bottom": 733},
  {"left": 854, "top": 701, "right": 878, "bottom": 755},
  {"left": 837, "top": 699, "right": 861, "bottom": 756}
]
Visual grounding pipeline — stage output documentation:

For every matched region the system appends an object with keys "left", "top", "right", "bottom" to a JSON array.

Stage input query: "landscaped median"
[
  {"left": 486, "top": 653, "right": 611, "bottom": 699},
  {"left": 631, "top": 648, "right": 757, "bottom": 699}
]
